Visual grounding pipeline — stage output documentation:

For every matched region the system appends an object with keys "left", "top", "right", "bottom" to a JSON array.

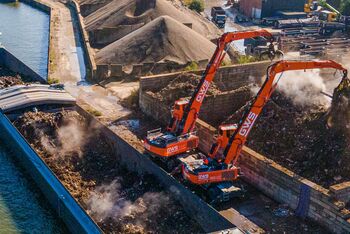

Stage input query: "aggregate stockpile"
[
  {"left": 14, "top": 111, "right": 202, "bottom": 233},
  {"left": 96, "top": 16, "right": 229, "bottom": 65},
  {"left": 84, "top": 0, "right": 220, "bottom": 41},
  {"left": 226, "top": 74, "right": 350, "bottom": 188}
]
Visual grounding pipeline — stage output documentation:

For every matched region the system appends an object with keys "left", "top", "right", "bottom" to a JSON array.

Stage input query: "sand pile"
[
  {"left": 14, "top": 111, "right": 202, "bottom": 233},
  {"left": 225, "top": 86, "right": 350, "bottom": 187},
  {"left": 151, "top": 73, "right": 221, "bottom": 105},
  {"left": 96, "top": 16, "right": 224, "bottom": 65},
  {"left": 84, "top": 0, "right": 220, "bottom": 42}
]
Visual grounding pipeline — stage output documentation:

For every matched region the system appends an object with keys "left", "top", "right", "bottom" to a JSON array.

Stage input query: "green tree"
[
  {"left": 340, "top": 0, "right": 350, "bottom": 15},
  {"left": 188, "top": 0, "right": 204, "bottom": 13}
]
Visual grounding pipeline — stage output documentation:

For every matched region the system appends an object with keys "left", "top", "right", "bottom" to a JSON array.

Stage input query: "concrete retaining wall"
[
  {"left": 140, "top": 61, "right": 270, "bottom": 93},
  {"left": 330, "top": 182, "right": 350, "bottom": 205},
  {"left": 141, "top": 89, "right": 252, "bottom": 127},
  {"left": 139, "top": 62, "right": 270, "bottom": 126},
  {"left": 0, "top": 112, "right": 101, "bottom": 234},
  {"left": 0, "top": 47, "right": 46, "bottom": 83},
  {"left": 94, "top": 60, "right": 211, "bottom": 82},
  {"left": 240, "top": 147, "right": 350, "bottom": 234},
  {"left": 195, "top": 120, "right": 350, "bottom": 234},
  {"left": 75, "top": 103, "right": 239, "bottom": 233}
]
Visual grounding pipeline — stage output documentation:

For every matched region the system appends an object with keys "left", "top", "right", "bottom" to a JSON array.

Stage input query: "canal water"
[
  {"left": 0, "top": 1, "right": 49, "bottom": 78},
  {"left": 0, "top": 143, "right": 66, "bottom": 233},
  {"left": 0, "top": 1, "right": 66, "bottom": 232}
]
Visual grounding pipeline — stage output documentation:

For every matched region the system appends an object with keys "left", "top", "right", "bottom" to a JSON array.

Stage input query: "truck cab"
[{"left": 211, "top": 7, "right": 226, "bottom": 28}]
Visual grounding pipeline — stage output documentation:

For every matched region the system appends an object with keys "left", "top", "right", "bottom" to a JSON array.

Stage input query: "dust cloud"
[
  {"left": 37, "top": 117, "right": 95, "bottom": 158},
  {"left": 87, "top": 179, "right": 170, "bottom": 223},
  {"left": 249, "top": 69, "right": 345, "bottom": 107},
  {"left": 275, "top": 69, "right": 330, "bottom": 107}
]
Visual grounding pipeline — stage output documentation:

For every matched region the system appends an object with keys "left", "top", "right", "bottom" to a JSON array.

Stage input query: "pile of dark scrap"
[
  {"left": 279, "top": 36, "right": 349, "bottom": 55},
  {"left": 14, "top": 111, "right": 202, "bottom": 234},
  {"left": 300, "top": 38, "right": 350, "bottom": 56},
  {"left": 0, "top": 65, "right": 24, "bottom": 88},
  {"left": 0, "top": 75, "right": 24, "bottom": 89},
  {"left": 225, "top": 81, "right": 350, "bottom": 187},
  {"left": 151, "top": 73, "right": 221, "bottom": 105}
]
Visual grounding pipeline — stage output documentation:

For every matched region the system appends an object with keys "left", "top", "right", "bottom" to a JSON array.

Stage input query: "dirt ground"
[
  {"left": 226, "top": 83, "right": 350, "bottom": 188},
  {"left": 13, "top": 111, "right": 202, "bottom": 234}
]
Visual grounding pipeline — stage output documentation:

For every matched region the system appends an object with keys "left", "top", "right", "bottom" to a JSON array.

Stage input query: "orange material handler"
[
  {"left": 143, "top": 30, "right": 275, "bottom": 159},
  {"left": 181, "top": 60, "right": 348, "bottom": 203}
]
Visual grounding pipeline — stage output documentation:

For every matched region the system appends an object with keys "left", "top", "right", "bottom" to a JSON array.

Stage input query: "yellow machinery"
[{"left": 304, "top": 0, "right": 340, "bottom": 22}]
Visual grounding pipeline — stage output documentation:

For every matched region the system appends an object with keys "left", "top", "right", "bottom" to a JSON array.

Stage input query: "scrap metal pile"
[
  {"left": 225, "top": 79, "right": 350, "bottom": 187},
  {"left": 150, "top": 73, "right": 222, "bottom": 105},
  {"left": 0, "top": 66, "right": 24, "bottom": 88},
  {"left": 14, "top": 111, "right": 202, "bottom": 234}
]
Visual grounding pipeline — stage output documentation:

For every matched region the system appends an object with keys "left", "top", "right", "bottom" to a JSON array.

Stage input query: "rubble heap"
[
  {"left": 226, "top": 85, "right": 350, "bottom": 187},
  {"left": 14, "top": 111, "right": 202, "bottom": 233},
  {"left": 327, "top": 77, "right": 350, "bottom": 135},
  {"left": 0, "top": 66, "right": 24, "bottom": 88},
  {"left": 151, "top": 73, "right": 221, "bottom": 105}
]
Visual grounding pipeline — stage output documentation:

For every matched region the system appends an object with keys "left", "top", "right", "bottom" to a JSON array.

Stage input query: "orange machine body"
[
  {"left": 144, "top": 30, "right": 274, "bottom": 158},
  {"left": 182, "top": 60, "right": 348, "bottom": 185},
  {"left": 182, "top": 163, "right": 239, "bottom": 185},
  {"left": 143, "top": 133, "right": 199, "bottom": 157}
]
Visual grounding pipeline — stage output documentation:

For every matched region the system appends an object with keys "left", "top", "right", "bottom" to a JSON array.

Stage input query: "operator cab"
[
  {"left": 172, "top": 99, "right": 189, "bottom": 114},
  {"left": 218, "top": 124, "right": 237, "bottom": 138},
  {"left": 148, "top": 133, "right": 178, "bottom": 148}
]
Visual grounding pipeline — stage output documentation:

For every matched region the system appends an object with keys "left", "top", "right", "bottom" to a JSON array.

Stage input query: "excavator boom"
[
  {"left": 182, "top": 60, "right": 348, "bottom": 200},
  {"left": 177, "top": 30, "right": 274, "bottom": 135},
  {"left": 223, "top": 60, "right": 348, "bottom": 165},
  {"left": 144, "top": 30, "right": 275, "bottom": 159}
]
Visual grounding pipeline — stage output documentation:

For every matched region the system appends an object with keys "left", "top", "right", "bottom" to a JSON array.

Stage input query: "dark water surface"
[
  {"left": 0, "top": 143, "right": 67, "bottom": 233},
  {"left": 0, "top": 1, "right": 49, "bottom": 78}
]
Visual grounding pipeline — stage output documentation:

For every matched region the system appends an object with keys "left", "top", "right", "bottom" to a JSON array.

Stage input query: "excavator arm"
[
  {"left": 223, "top": 60, "right": 348, "bottom": 165},
  {"left": 175, "top": 30, "right": 274, "bottom": 136}
]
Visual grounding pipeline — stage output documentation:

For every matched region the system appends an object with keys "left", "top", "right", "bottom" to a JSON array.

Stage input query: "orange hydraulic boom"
[
  {"left": 182, "top": 60, "right": 348, "bottom": 203},
  {"left": 143, "top": 30, "right": 274, "bottom": 158}
]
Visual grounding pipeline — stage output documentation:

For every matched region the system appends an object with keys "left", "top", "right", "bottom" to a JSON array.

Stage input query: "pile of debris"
[
  {"left": 0, "top": 66, "right": 25, "bottom": 89},
  {"left": 14, "top": 111, "right": 202, "bottom": 233},
  {"left": 225, "top": 82, "right": 350, "bottom": 187},
  {"left": 150, "top": 73, "right": 222, "bottom": 105}
]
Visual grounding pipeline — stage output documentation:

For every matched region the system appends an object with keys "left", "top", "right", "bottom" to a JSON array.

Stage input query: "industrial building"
[{"left": 239, "top": 0, "right": 305, "bottom": 18}]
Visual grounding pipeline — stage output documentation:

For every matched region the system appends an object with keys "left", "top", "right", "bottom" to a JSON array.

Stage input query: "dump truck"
[{"left": 211, "top": 7, "right": 226, "bottom": 28}]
